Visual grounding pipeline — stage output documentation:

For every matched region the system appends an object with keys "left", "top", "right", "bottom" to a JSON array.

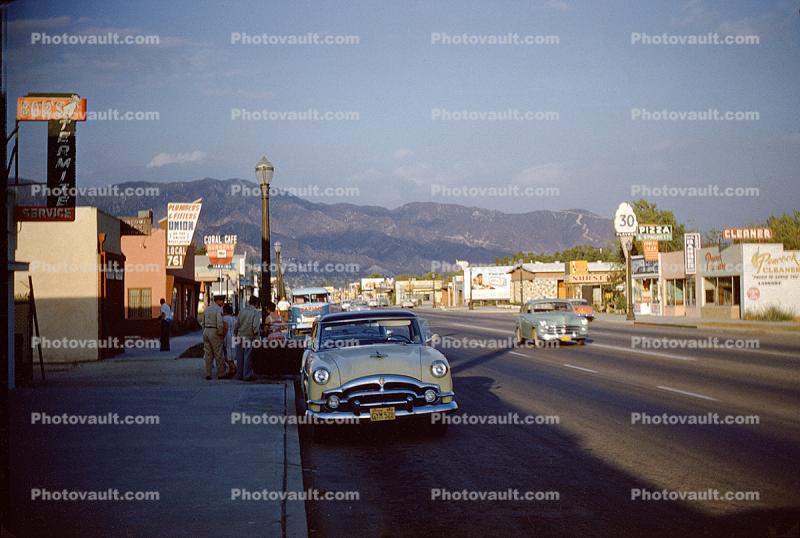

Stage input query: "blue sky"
[{"left": 7, "top": 0, "right": 800, "bottom": 230}]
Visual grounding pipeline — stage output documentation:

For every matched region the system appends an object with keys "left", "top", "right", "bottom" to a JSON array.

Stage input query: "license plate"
[
  {"left": 559, "top": 335, "right": 572, "bottom": 342},
  {"left": 370, "top": 407, "right": 396, "bottom": 422}
]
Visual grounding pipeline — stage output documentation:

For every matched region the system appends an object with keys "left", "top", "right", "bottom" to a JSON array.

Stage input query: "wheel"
[
  {"left": 577, "top": 339, "right": 586, "bottom": 346},
  {"left": 515, "top": 326, "right": 526, "bottom": 345},
  {"left": 530, "top": 327, "right": 541, "bottom": 349}
]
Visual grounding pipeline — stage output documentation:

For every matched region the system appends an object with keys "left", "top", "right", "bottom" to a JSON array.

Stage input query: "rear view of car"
[
  {"left": 568, "top": 299, "right": 595, "bottom": 321},
  {"left": 290, "top": 287, "right": 331, "bottom": 337}
]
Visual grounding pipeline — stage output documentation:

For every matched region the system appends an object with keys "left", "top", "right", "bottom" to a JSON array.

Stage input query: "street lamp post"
[
  {"left": 431, "top": 273, "right": 437, "bottom": 309},
  {"left": 256, "top": 156, "right": 274, "bottom": 321},
  {"left": 274, "top": 240, "right": 284, "bottom": 300}
]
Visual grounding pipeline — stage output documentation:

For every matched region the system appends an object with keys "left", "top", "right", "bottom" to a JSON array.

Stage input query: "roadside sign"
[
  {"left": 636, "top": 224, "right": 672, "bottom": 241},
  {"left": 15, "top": 206, "right": 75, "bottom": 222},
  {"left": 166, "top": 202, "right": 202, "bottom": 269},
  {"left": 684, "top": 233, "right": 700, "bottom": 275},
  {"left": 722, "top": 227, "right": 772, "bottom": 241},
  {"left": 17, "top": 95, "right": 87, "bottom": 121},
  {"left": 614, "top": 203, "right": 638, "bottom": 236},
  {"left": 642, "top": 240, "right": 659, "bottom": 262}
]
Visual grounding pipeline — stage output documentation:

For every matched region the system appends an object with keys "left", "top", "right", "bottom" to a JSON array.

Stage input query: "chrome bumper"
[
  {"left": 306, "top": 374, "right": 458, "bottom": 421},
  {"left": 306, "top": 401, "right": 458, "bottom": 421}
]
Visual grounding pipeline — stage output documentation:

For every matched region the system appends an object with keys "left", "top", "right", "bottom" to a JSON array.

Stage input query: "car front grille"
[
  {"left": 318, "top": 375, "right": 447, "bottom": 412},
  {"left": 542, "top": 324, "right": 583, "bottom": 335}
]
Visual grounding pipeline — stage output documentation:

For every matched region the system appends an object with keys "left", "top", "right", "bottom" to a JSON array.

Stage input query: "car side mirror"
[{"left": 425, "top": 333, "right": 439, "bottom": 346}]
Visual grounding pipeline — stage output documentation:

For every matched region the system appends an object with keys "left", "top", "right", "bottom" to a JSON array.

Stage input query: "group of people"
[{"left": 202, "top": 294, "right": 286, "bottom": 381}]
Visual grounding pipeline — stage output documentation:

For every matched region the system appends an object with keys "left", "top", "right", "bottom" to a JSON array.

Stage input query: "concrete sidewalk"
[
  {"left": 7, "top": 347, "right": 307, "bottom": 537},
  {"left": 595, "top": 312, "right": 800, "bottom": 333}
]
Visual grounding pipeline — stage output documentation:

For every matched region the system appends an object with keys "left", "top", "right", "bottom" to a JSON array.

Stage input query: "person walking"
[
  {"left": 277, "top": 296, "right": 291, "bottom": 323},
  {"left": 158, "top": 298, "right": 173, "bottom": 351},
  {"left": 203, "top": 294, "right": 226, "bottom": 380},
  {"left": 222, "top": 303, "right": 237, "bottom": 378},
  {"left": 234, "top": 295, "right": 261, "bottom": 382}
]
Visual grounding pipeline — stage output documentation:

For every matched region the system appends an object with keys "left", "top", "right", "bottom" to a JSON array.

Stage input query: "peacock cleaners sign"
[{"left": 742, "top": 244, "right": 800, "bottom": 316}]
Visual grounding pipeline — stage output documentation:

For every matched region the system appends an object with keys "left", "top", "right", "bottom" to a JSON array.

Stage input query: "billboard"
[
  {"left": 17, "top": 95, "right": 87, "bottom": 121},
  {"left": 631, "top": 256, "right": 659, "bottom": 277},
  {"left": 166, "top": 202, "right": 202, "bottom": 269},
  {"left": 466, "top": 266, "right": 512, "bottom": 301},
  {"left": 636, "top": 224, "right": 673, "bottom": 241},
  {"left": 722, "top": 228, "right": 773, "bottom": 241}
]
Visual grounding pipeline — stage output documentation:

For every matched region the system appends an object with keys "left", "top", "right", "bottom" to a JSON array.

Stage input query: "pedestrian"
[
  {"left": 222, "top": 303, "right": 237, "bottom": 378},
  {"left": 235, "top": 295, "right": 261, "bottom": 382},
  {"left": 158, "top": 298, "right": 173, "bottom": 351},
  {"left": 277, "top": 295, "right": 291, "bottom": 322},
  {"left": 265, "top": 301, "right": 283, "bottom": 334},
  {"left": 203, "top": 294, "right": 227, "bottom": 380}
]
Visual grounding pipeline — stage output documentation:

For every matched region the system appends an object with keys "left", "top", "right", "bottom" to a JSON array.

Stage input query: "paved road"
[{"left": 298, "top": 309, "right": 800, "bottom": 537}]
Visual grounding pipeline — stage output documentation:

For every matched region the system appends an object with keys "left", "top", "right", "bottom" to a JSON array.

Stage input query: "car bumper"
[
  {"left": 306, "top": 400, "right": 458, "bottom": 422},
  {"left": 539, "top": 332, "right": 588, "bottom": 342}
]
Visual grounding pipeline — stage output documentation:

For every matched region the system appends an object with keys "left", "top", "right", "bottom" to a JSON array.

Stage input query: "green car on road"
[{"left": 515, "top": 299, "right": 589, "bottom": 347}]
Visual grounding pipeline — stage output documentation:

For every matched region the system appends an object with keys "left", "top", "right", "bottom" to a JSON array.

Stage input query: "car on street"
[
  {"left": 348, "top": 301, "right": 371, "bottom": 312},
  {"left": 301, "top": 310, "right": 457, "bottom": 440},
  {"left": 567, "top": 298, "right": 595, "bottom": 321},
  {"left": 515, "top": 299, "right": 588, "bottom": 347},
  {"left": 289, "top": 287, "right": 331, "bottom": 337},
  {"left": 400, "top": 299, "right": 415, "bottom": 308}
]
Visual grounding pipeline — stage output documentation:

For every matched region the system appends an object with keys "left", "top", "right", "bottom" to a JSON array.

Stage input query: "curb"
[
  {"left": 284, "top": 381, "right": 308, "bottom": 538},
  {"left": 634, "top": 321, "right": 698, "bottom": 329}
]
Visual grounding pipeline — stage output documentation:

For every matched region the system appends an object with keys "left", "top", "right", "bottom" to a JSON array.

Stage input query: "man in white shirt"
[
  {"left": 277, "top": 296, "right": 291, "bottom": 322},
  {"left": 159, "top": 298, "right": 173, "bottom": 351}
]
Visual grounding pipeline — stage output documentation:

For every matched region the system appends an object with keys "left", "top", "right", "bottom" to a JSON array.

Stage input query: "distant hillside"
[{"left": 19, "top": 177, "right": 615, "bottom": 283}]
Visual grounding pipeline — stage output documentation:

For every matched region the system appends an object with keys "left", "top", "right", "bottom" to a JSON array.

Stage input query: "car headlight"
[
  {"left": 431, "top": 360, "right": 448, "bottom": 378},
  {"left": 327, "top": 395, "right": 340, "bottom": 409},
  {"left": 312, "top": 368, "right": 330, "bottom": 385}
]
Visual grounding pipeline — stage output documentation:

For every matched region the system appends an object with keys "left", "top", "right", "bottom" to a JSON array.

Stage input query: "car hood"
[{"left": 320, "top": 344, "right": 422, "bottom": 382}]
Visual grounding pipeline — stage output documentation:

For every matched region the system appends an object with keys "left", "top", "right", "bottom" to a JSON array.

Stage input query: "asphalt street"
[{"left": 298, "top": 309, "right": 800, "bottom": 538}]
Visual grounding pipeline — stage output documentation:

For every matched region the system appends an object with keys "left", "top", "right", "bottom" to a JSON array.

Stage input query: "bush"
[{"left": 743, "top": 305, "right": 796, "bottom": 322}]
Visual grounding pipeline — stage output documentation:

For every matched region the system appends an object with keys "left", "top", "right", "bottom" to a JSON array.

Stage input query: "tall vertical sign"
[
  {"left": 47, "top": 118, "right": 76, "bottom": 210},
  {"left": 684, "top": 233, "right": 700, "bottom": 275},
  {"left": 166, "top": 202, "right": 202, "bottom": 269}
]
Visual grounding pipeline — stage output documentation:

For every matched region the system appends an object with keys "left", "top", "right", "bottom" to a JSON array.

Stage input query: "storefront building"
[{"left": 15, "top": 207, "right": 126, "bottom": 362}]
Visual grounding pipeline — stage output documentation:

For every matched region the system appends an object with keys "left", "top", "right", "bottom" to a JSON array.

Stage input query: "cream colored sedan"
[{"left": 301, "top": 310, "right": 457, "bottom": 439}]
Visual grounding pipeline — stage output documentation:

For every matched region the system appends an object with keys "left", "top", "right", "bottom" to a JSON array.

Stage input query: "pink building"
[{"left": 120, "top": 213, "right": 200, "bottom": 337}]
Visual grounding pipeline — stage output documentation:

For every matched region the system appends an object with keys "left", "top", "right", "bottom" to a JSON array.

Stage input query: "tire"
[
  {"left": 515, "top": 326, "right": 526, "bottom": 345},
  {"left": 577, "top": 339, "right": 586, "bottom": 346},
  {"left": 530, "top": 327, "right": 541, "bottom": 349}
]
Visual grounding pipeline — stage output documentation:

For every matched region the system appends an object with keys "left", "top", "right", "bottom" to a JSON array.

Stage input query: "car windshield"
[
  {"left": 319, "top": 318, "right": 420, "bottom": 348},
  {"left": 293, "top": 294, "right": 328, "bottom": 304},
  {"left": 530, "top": 302, "right": 573, "bottom": 313}
]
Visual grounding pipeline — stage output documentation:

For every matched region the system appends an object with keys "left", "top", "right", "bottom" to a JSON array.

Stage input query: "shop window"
[
  {"left": 704, "top": 278, "right": 717, "bottom": 305},
  {"left": 718, "top": 277, "right": 733, "bottom": 305},
  {"left": 128, "top": 288, "right": 152, "bottom": 319},
  {"left": 666, "top": 279, "right": 685, "bottom": 306}
]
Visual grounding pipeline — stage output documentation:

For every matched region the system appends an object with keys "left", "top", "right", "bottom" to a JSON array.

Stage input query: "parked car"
[
  {"left": 515, "top": 299, "right": 588, "bottom": 347},
  {"left": 301, "top": 310, "right": 457, "bottom": 440},
  {"left": 400, "top": 299, "right": 415, "bottom": 308},
  {"left": 341, "top": 301, "right": 352, "bottom": 311},
  {"left": 367, "top": 299, "right": 378, "bottom": 308},
  {"left": 567, "top": 298, "right": 595, "bottom": 321}
]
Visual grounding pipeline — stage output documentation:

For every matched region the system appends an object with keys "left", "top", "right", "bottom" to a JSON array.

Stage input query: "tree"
[
  {"left": 764, "top": 211, "right": 800, "bottom": 250},
  {"left": 630, "top": 199, "right": 687, "bottom": 253},
  {"left": 367, "top": 272, "right": 383, "bottom": 278}
]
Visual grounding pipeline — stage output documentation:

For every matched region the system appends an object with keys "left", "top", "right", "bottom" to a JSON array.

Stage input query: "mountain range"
[{"left": 20, "top": 178, "right": 615, "bottom": 282}]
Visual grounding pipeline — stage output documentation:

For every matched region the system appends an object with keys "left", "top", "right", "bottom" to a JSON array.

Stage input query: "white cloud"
[
  {"left": 393, "top": 148, "right": 414, "bottom": 160},
  {"left": 147, "top": 150, "right": 208, "bottom": 168},
  {"left": 542, "top": 1, "right": 571, "bottom": 12}
]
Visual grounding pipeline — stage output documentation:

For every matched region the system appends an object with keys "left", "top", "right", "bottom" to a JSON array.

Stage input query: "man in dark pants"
[{"left": 159, "top": 298, "right": 173, "bottom": 351}]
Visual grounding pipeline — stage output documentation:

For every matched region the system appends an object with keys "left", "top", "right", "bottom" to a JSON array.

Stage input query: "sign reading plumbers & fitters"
[{"left": 166, "top": 202, "right": 202, "bottom": 269}]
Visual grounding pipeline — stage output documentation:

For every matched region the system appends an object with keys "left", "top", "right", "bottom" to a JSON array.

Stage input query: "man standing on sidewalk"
[
  {"left": 159, "top": 298, "right": 173, "bottom": 351},
  {"left": 234, "top": 295, "right": 261, "bottom": 382},
  {"left": 203, "top": 295, "right": 226, "bottom": 380},
  {"left": 277, "top": 296, "right": 291, "bottom": 323}
]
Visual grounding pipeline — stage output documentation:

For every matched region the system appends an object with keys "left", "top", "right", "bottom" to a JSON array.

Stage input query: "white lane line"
[
  {"left": 590, "top": 342, "right": 696, "bottom": 362},
  {"left": 509, "top": 352, "right": 529, "bottom": 358},
  {"left": 563, "top": 363, "right": 598, "bottom": 374},
  {"left": 656, "top": 385, "right": 718, "bottom": 401}
]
